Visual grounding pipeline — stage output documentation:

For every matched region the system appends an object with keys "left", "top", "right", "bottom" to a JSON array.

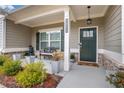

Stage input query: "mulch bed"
[
  {"left": 0, "top": 74, "right": 63, "bottom": 88},
  {"left": 78, "top": 61, "right": 99, "bottom": 67}
]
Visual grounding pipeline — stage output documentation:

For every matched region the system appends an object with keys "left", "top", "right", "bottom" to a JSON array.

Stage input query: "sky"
[{"left": 0, "top": 5, "right": 25, "bottom": 13}]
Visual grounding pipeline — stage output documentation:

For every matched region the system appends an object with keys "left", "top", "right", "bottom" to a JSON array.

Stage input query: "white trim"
[
  {"left": 0, "top": 15, "right": 5, "bottom": 18},
  {"left": 38, "top": 27, "right": 63, "bottom": 32},
  {"left": 64, "top": 8, "right": 70, "bottom": 71},
  {"left": 122, "top": 6, "right": 124, "bottom": 55},
  {"left": 98, "top": 49, "right": 104, "bottom": 54},
  {"left": 121, "top": 6, "right": 124, "bottom": 64},
  {"left": 70, "top": 48, "right": 104, "bottom": 54},
  {"left": 0, "top": 16, "right": 5, "bottom": 52},
  {"left": 102, "top": 6, "right": 109, "bottom": 16},
  {"left": 1, "top": 18, "right": 4, "bottom": 50},
  {"left": 68, "top": 5, "right": 76, "bottom": 22},
  {"left": 103, "top": 49, "right": 122, "bottom": 63},
  {"left": 0, "top": 49, "right": 2, "bottom": 51},
  {"left": 1, "top": 48, "right": 29, "bottom": 53},
  {"left": 3, "top": 18, "right": 6, "bottom": 49},
  {"left": 98, "top": 49, "right": 124, "bottom": 64},
  {"left": 31, "top": 20, "right": 64, "bottom": 27},
  {"left": 70, "top": 48, "right": 79, "bottom": 53},
  {"left": 78, "top": 26, "right": 98, "bottom": 63}
]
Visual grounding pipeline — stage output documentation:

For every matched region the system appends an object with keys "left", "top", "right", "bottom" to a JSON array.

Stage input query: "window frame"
[{"left": 38, "top": 28, "right": 62, "bottom": 50}]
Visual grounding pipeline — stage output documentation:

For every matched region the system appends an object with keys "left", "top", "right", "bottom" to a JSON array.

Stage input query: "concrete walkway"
[{"left": 57, "top": 64, "right": 111, "bottom": 88}]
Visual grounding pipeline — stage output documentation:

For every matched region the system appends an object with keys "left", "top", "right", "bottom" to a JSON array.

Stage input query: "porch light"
[{"left": 86, "top": 6, "right": 92, "bottom": 25}]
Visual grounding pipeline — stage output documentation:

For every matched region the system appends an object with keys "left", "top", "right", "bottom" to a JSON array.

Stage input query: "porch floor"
[{"left": 57, "top": 63, "right": 111, "bottom": 88}]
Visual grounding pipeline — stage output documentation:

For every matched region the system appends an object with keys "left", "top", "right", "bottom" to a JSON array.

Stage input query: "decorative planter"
[
  {"left": 51, "top": 61, "right": 60, "bottom": 74},
  {"left": 25, "top": 56, "right": 35, "bottom": 64},
  {"left": 70, "top": 59, "right": 75, "bottom": 63},
  {"left": 12, "top": 53, "right": 21, "bottom": 60}
]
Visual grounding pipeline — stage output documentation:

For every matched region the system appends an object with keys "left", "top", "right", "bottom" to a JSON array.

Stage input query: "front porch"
[
  {"left": 0, "top": 60, "right": 112, "bottom": 88},
  {"left": 57, "top": 63, "right": 111, "bottom": 88},
  {"left": 0, "top": 5, "right": 124, "bottom": 88},
  {"left": 20, "top": 58, "right": 113, "bottom": 88}
]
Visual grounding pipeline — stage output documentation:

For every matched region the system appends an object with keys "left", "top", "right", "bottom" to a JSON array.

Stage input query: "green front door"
[{"left": 80, "top": 27, "right": 96, "bottom": 62}]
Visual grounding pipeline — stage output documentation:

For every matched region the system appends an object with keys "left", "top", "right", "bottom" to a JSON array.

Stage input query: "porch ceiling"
[{"left": 7, "top": 5, "right": 109, "bottom": 27}]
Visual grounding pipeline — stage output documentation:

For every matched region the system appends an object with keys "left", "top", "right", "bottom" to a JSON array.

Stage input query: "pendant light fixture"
[{"left": 86, "top": 6, "right": 92, "bottom": 25}]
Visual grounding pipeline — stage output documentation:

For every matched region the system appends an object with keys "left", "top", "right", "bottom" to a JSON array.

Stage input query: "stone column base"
[{"left": 98, "top": 53, "right": 124, "bottom": 72}]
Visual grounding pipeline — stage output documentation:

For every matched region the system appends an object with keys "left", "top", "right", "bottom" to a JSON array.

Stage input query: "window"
[
  {"left": 39, "top": 31, "right": 61, "bottom": 50},
  {"left": 40, "top": 32, "right": 49, "bottom": 49},
  {"left": 83, "top": 30, "right": 93, "bottom": 37}
]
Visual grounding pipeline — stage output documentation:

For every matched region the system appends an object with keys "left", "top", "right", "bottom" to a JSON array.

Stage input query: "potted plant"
[
  {"left": 24, "top": 49, "right": 35, "bottom": 64},
  {"left": 106, "top": 71, "right": 124, "bottom": 88},
  {"left": 24, "top": 54, "right": 35, "bottom": 64},
  {"left": 51, "top": 51, "right": 63, "bottom": 74},
  {"left": 70, "top": 53, "right": 75, "bottom": 63},
  {"left": 23, "top": 52, "right": 30, "bottom": 64}
]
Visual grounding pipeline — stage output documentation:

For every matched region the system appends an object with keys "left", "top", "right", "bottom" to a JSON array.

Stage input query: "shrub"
[
  {"left": 106, "top": 71, "right": 124, "bottom": 88},
  {"left": 16, "top": 62, "right": 47, "bottom": 87},
  {"left": 0, "top": 66, "right": 4, "bottom": 75},
  {"left": 0, "top": 55, "right": 12, "bottom": 75},
  {"left": 3, "top": 60, "right": 21, "bottom": 76},
  {"left": 0, "top": 55, "right": 11, "bottom": 66}
]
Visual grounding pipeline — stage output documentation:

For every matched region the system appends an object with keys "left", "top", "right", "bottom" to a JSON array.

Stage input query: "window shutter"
[
  {"left": 36, "top": 32, "right": 40, "bottom": 50},
  {"left": 61, "top": 30, "right": 64, "bottom": 51}
]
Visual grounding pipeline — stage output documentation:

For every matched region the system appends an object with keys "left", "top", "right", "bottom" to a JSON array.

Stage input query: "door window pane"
[
  {"left": 83, "top": 31, "right": 93, "bottom": 38},
  {"left": 83, "top": 31, "right": 87, "bottom": 37},
  {"left": 87, "top": 31, "right": 90, "bottom": 37},
  {"left": 90, "top": 30, "right": 93, "bottom": 37}
]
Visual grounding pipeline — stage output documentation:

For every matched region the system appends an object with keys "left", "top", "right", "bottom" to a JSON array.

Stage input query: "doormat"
[{"left": 78, "top": 61, "right": 99, "bottom": 67}]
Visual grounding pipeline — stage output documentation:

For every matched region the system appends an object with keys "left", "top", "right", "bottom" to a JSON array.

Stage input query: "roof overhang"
[{"left": 7, "top": 5, "right": 109, "bottom": 27}]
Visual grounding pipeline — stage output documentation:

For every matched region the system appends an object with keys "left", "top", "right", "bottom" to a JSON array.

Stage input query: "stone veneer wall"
[{"left": 98, "top": 54, "right": 124, "bottom": 72}]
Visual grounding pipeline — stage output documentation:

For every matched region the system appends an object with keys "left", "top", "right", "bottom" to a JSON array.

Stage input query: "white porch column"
[
  {"left": 0, "top": 15, "right": 6, "bottom": 54},
  {"left": 122, "top": 5, "right": 124, "bottom": 63},
  {"left": 64, "top": 8, "right": 70, "bottom": 71}
]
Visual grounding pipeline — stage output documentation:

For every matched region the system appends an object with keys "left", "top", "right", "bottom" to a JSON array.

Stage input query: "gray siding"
[
  {"left": 32, "top": 17, "right": 104, "bottom": 50},
  {"left": 104, "top": 5, "right": 122, "bottom": 53},
  {"left": 6, "top": 19, "right": 32, "bottom": 48}
]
